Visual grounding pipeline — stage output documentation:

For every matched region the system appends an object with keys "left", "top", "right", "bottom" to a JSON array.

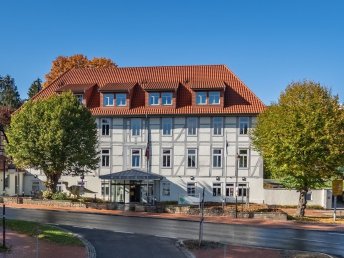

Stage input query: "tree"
[
  {"left": 5, "top": 92, "right": 99, "bottom": 193},
  {"left": 27, "top": 78, "right": 42, "bottom": 99},
  {"left": 251, "top": 81, "right": 344, "bottom": 217},
  {"left": 43, "top": 54, "right": 117, "bottom": 87},
  {"left": 0, "top": 75, "right": 22, "bottom": 109}
]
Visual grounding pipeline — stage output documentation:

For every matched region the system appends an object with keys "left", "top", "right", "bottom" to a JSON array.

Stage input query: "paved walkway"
[{"left": 3, "top": 203, "right": 343, "bottom": 258}]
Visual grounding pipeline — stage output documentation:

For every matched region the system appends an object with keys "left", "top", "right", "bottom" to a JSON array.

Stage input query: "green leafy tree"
[
  {"left": 28, "top": 78, "right": 42, "bottom": 99},
  {"left": 251, "top": 81, "right": 344, "bottom": 216},
  {"left": 0, "top": 74, "right": 22, "bottom": 109},
  {"left": 5, "top": 92, "right": 99, "bottom": 193}
]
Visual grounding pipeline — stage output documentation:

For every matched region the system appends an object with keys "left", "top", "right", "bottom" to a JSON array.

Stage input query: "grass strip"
[{"left": 1, "top": 219, "right": 83, "bottom": 246}]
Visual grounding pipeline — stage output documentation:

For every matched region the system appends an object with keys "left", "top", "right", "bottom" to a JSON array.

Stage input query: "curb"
[{"left": 49, "top": 224, "right": 96, "bottom": 258}]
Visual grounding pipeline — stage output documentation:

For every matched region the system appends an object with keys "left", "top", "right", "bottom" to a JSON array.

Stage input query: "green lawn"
[{"left": 2, "top": 219, "right": 83, "bottom": 246}]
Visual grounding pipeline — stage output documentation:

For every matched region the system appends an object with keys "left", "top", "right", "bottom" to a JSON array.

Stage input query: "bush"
[
  {"left": 42, "top": 190, "right": 53, "bottom": 200},
  {"left": 51, "top": 192, "right": 68, "bottom": 200}
]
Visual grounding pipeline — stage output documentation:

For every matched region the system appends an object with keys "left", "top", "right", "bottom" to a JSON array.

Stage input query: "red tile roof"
[
  {"left": 141, "top": 81, "right": 179, "bottom": 91},
  {"left": 100, "top": 82, "right": 136, "bottom": 92},
  {"left": 189, "top": 80, "right": 226, "bottom": 90},
  {"left": 33, "top": 65, "right": 265, "bottom": 116},
  {"left": 56, "top": 83, "right": 96, "bottom": 93}
]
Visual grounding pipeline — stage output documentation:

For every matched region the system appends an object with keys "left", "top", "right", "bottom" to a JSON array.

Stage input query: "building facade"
[{"left": 24, "top": 65, "right": 266, "bottom": 204}]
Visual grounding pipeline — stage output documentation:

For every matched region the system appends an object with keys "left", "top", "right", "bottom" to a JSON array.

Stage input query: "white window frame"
[
  {"left": 187, "top": 117, "right": 197, "bottom": 136},
  {"left": 161, "top": 92, "right": 173, "bottom": 105},
  {"left": 239, "top": 117, "right": 249, "bottom": 135},
  {"left": 101, "top": 118, "right": 110, "bottom": 136},
  {"left": 131, "top": 149, "right": 141, "bottom": 168},
  {"left": 238, "top": 149, "right": 248, "bottom": 168},
  {"left": 149, "top": 92, "right": 160, "bottom": 105},
  {"left": 212, "top": 148, "right": 223, "bottom": 168},
  {"left": 103, "top": 93, "right": 114, "bottom": 106},
  {"left": 187, "top": 148, "right": 197, "bottom": 168},
  {"left": 102, "top": 182, "right": 110, "bottom": 196},
  {"left": 116, "top": 93, "right": 127, "bottom": 106},
  {"left": 101, "top": 149, "right": 110, "bottom": 167},
  {"left": 196, "top": 92, "right": 207, "bottom": 105},
  {"left": 212, "top": 117, "right": 223, "bottom": 136},
  {"left": 131, "top": 118, "right": 141, "bottom": 136},
  {"left": 209, "top": 91, "right": 220, "bottom": 105},
  {"left": 237, "top": 183, "right": 248, "bottom": 197},
  {"left": 162, "top": 118, "right": 173, "bottom": 136},
  {"left": 162, "top": 182, "right": 171, "bottom": 196},
  {"left": 213, "top": 183, "right": 222, "bottom": 196},
  {"left": 162, "top": 149, "right": 172, "bottom": 168},
  {"left": 226, "top": 183, "right": 235, "bottom": 197},
  {"left": 187, "top": 182, "right": 196, "bottom": 196}
]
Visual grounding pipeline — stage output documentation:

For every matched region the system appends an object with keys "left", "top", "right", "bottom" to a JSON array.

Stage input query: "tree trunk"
[
  {"left": 45, "top": 173, "right": 60, "bottom": 193},
  {"left": 296, "top": 189, "right": 308, "bottom": 217}
]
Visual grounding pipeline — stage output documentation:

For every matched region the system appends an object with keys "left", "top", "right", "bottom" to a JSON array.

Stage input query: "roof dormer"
[{"left": 55, "top": 83, "right": 96, "bottom": 106}]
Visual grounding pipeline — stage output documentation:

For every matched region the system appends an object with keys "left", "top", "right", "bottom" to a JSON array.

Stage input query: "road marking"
[
  {"left": 327, "top": 232, "right": 344, "bottom": 236},
  {"left": 292, "top": 238, "right": 342, "bottom": 245},
  {"left": 114, "top": 231, "right": 134, "bottom": 234},
  {"left": 154, "top": 235, "right": 177, "bottom": 239}
]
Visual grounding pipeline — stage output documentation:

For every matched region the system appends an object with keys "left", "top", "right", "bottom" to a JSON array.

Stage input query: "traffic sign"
[{"left": 332, "top": 179, "right": 343, "bottom": 196}]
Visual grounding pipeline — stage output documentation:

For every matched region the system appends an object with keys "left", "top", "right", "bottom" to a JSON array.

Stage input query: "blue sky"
[{"left": 0, "top": 0, "right": 343, "bottom": 103}]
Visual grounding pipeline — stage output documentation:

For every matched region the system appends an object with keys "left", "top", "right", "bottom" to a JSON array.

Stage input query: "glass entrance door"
[{"left": 130, "top": 184, "right": 141, "bottom": 202}]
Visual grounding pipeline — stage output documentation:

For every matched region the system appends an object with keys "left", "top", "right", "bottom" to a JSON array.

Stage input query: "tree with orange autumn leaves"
[{"left": 43, "top": 54, "right": 117, "bottom": 87}]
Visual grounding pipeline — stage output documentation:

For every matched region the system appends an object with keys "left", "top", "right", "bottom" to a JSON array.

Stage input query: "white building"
[{"left": 24, "top": 65, "right": 266, "bottom": 204}]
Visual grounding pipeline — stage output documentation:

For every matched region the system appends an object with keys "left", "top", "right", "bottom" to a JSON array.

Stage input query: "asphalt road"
[{"left": 6, "top": 208, "right": 344, "bottom": 257}]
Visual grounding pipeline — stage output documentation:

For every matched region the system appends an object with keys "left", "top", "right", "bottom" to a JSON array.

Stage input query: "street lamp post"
[
  {"left": 0, "top": 124, "right": 8, "bottom": 248},
  {"left": 235, "top": 153, "right": 240, "bottom": 219}
]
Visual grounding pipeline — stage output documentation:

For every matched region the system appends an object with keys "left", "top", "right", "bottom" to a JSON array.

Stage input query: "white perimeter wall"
[{"left": 264, "top": 189, "right": 332, "bottom": 209}]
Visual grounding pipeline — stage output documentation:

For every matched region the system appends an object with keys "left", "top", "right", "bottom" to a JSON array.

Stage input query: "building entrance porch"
[{"left": 99, "top": 169, "right": 162, "bottom": 204}]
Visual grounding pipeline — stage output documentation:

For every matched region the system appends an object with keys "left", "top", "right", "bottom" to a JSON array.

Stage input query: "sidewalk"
[{"left": 6, "top": 203, "right": 344, "bottom": 232}]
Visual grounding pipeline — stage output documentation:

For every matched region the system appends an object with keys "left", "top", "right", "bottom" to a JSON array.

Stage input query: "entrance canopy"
[{"left": 99, "top": 169, "right": 163, "bottom": 181}]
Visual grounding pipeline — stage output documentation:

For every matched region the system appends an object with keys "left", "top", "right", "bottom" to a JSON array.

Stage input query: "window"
[
  {"left": 102, "top": 182, "right": 110, "bottom": 196},
  {"left": 187, "top": 149, "right": 197, "bottom": 168},
  {"left": 116, "top": 93, "right": 127, "bottom": 106},
  {"left": 162, "top": 149, "right": 172, "bottom": 168},
  {"left": 212, "top": 149, "right": 222, "bottom": 168},
  {"left": 149, "top": 92, "right": 160, "bottom": 105},
  {"left": 162, "top": 118, "right": 172, "bottom": 136},
  {"left": 226, "top": 183, "right": 234, "bottom": 197},
  {"left": 187, "top": 117, "right": 197, "bottom": 136},
  {"left": 131, "top": 119, "right": 141, "bottom": 136},
  {"left": 306, "top": 192, "right": 312, "bottom": 201},
  {"left": 131, "top": 149, "right": 141, "bottom": 167},
  {"left": 209, "top": 91, "right": 220, "bottom": 104},
  {"left": 162, "top": 182, "right": 171, "bottom": 196},
  {"left": 187, "top": 183, "right": 196, "bottom": 196},
  {"left": 238, "top": 183, "right": 247, "bottom": 197},
  {"left": 213, "top": 183, "right": 221, "bottom": 196},
  {"left": 162, "top": 92, "right": 173, "bottom": 105},
  {"left": 101, "top": 149, "right": 110, "bottom": 167},
  {"left": 101, "top": 118, "right": 110, "bottom": 136},
  {"left": 103, "top": 93, "right": 114, "bottom": 106},
  {"left": 196, "top": 92, "right": 207, "bottom": 105},
  {"left": 213, "top": 117, "right": 223, "bottom": 135},
  {"left": 239, "top": 149, "right": 248, "bottom": 168},
  {"left": 239, "top": 117, "right": 249, "bottom": 135},
  {"left": 75, "top": 94, "right": 83, "bottom": 104}
]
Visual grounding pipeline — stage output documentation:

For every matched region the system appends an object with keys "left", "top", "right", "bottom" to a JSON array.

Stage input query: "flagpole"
[{"left": 145, "top": 114, "right": 150, "bottom": 205}]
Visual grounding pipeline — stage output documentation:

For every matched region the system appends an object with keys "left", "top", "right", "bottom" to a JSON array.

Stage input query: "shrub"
[
  {"left": 51, "top": 192, "right": 68, "bottom": 200},
  {"left": 42, "top": 190, "right": 53, "bottom": 199}
]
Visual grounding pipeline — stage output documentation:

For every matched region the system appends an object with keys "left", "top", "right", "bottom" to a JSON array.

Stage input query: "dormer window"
[
  {"left": 75, "top": 94, "right": 83, "bottom": 104},
  {"left": 162, "top": 92, "right": 173, "bottom": 105},
  {"left": 116, "top": 93, "right": 127, "bottom": 106},
  {"left": 103, "top": 93, "right": 114, "bottom": 106},
  {"left": 196, "top": 92, "right": 207, "bottom": 105},
  {"left": 209, "top": 91, "right": 220, "bottom": 104},
  {"left": 149, "top": 93, "right": 160, "bottom": 105},
  {"left": 196, "top": 91, "right": 220, "bottom": 105}
]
